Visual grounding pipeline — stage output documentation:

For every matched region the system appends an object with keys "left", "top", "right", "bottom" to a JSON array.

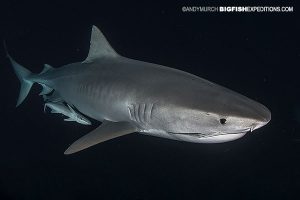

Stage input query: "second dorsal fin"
[
  {"left": 83, "top": 25, "right": 119, "bottom": 63},
  {"left": 40, "top": 64, "right": 54, "bottom": 74}
]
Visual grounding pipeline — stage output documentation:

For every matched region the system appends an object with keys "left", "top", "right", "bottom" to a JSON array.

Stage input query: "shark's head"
[{"left": 150, "top": 83, "right": 271, "bottom": 143}]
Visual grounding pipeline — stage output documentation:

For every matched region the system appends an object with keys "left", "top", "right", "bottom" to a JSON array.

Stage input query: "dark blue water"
[{"left": 0, "top": 1, "right": 299, "bottom": 200}]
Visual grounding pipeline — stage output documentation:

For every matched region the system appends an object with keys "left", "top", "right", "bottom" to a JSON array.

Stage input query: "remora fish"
[
  {"left": 44, "top": 102, "right": 91, "bottom": 125},
  {"left": 7, "top": 25, "right": 271, "bottom": 154}
]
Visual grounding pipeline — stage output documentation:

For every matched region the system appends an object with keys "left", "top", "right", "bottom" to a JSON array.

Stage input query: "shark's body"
[{"left": 7, "top": 25, "right": 271, "bottom": 154}]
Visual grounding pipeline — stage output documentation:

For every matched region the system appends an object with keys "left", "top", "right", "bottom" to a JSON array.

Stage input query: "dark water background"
[{"left": 0, "top": 1, "right": 299, "bottom": 200}]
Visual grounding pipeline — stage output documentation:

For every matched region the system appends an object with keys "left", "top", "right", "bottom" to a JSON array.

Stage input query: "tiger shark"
[{"left": 7, "top": 25, "right": 271, "bottom": 155}]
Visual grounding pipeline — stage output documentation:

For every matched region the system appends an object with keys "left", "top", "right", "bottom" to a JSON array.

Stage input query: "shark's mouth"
[{"left": 169, "top": 128, "right": 251, "bottom": 138}]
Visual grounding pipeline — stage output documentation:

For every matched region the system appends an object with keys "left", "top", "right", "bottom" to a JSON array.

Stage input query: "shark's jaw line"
[
  {"left": 7, "top": 25, "right": 271, "bottom": 154},
  {"left": 168, "top": 127, "right": 252, "bottom": 135}
]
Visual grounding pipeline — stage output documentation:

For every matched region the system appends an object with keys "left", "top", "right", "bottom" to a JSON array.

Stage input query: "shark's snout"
[{"left": 251, "top": 104, "right": 271, "bottom": 131}]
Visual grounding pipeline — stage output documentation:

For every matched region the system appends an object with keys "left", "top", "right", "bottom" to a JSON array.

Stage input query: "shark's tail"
[
  {"left": 4, "top": 42, "right": 34, "bottom": 107},
  {"left": 8, "top": 55, "right": 34, "bottom": 107}
]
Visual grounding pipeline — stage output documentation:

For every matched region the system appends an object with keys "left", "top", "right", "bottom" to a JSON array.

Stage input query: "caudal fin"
[{"left": 4, "top": 41, "right": 34, "bottom": 107}]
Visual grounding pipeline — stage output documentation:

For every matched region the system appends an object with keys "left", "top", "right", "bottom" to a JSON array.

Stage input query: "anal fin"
[
  {"left": 43, "top": 91, "right": 63, "bottom": 103},
  {"left": 64, "top": 121, "right": 137, "bottom": 155}
]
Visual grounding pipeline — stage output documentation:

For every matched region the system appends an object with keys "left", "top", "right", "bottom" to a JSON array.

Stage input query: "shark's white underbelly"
[{"left": 140, "top": 130, "right": 248, "bottom": 143}]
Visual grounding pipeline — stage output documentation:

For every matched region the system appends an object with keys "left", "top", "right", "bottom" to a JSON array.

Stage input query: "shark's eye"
[{"left": 220, "top": 118, "right": 226, "bottom": 125}]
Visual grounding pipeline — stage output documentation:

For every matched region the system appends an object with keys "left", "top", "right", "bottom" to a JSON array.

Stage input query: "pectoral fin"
[{"left": 64, "top": 121, "right": 137, "bottom": 155}]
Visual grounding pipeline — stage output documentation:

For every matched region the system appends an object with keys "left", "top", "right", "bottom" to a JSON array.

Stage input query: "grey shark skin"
[{"left": 7, "top": 25, "right": 271, "bottom": 154}]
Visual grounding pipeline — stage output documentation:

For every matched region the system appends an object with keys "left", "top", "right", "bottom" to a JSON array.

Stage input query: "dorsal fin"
[
  {"left": 40, "top": 64, "right": 54, "bottom": 74},
  {"left": 83, "top": 25, "right": 119, "bottom": 63}
]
